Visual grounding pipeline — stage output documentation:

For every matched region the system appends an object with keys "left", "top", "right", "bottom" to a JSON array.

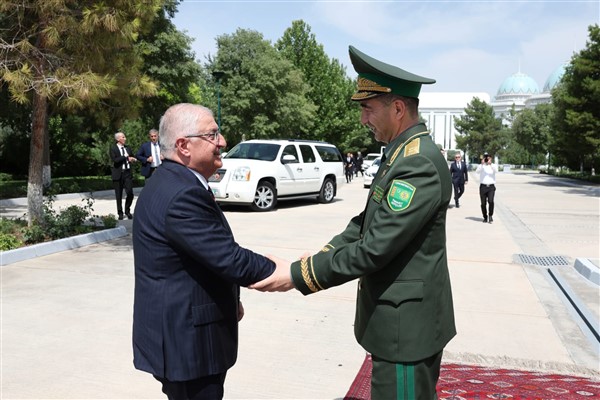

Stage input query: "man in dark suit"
[
  {"left": 132, "top": 103, "right": 275, "bottom": 400},
  {"left": 136, "top": 128, "right": 163, "bottom": 179},
  {"left": 450, "top": 152, "right": 468, "bottom": 208},
  {"left": 252, "top": 46, "right": 456, "bottom": 399},
  {"left": 109, "top": 132, "right": 137, "bottom": 219}
]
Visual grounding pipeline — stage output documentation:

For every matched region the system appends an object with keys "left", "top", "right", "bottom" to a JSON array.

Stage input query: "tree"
[
  {"left": 208, "top": 28, "right": 317, "bottom": 145},
  {"left": 551, "top": 24, "right": 600, "bottom": 172},
  {"left": 137, "top": 0, "right": 202, "bottom": 126},
  {"left": 275, "top": 20, "right": 362, "bottom": 148},
  {"left": 454, "top": 97, "right": 508, "bottom": 161},
  {"left": 511, "top": 103, "right": 553, "bottom": 165},
  {"left": 1, "top": 0, "right": 161, "bottom": 225}
]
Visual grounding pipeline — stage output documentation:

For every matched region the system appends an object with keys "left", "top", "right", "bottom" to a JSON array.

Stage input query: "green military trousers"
[{"left": 371, "top": 351, "right": 443, "bottom": 400}]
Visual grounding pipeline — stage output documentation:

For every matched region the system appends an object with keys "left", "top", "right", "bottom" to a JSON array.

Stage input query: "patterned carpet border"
[{"left": 344, "top": 354, "right": 600, "bottom": 400}]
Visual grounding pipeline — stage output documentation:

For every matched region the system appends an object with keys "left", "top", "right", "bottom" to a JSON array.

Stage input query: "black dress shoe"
[
  {"left": 118, "top": 214, "right": 124, "bottom": 220},
  {"left": 482, "top": 217, "right": 488, "bottom": 223},
  {"left": 126, "top": 212, "right": 133, "bottom": 219},
  {"left": 488, "top": 216, "right": 493, "bottom": 224}
]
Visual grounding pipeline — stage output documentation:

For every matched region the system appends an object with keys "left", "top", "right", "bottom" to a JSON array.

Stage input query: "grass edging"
[{"left": 0, "top": 225, "right": 127, "bottom": 266}]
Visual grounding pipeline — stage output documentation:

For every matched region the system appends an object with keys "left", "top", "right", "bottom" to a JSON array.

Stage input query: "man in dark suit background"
[
  {"left": 450, "top": 152, "right": 468, "bottom": 208},
  {"left": 136, "top": 128, "right": 163, "bottom": 179},
  {"left": 109, "top": 132, "right": 137, "bottom": 219},
  {"left": 132, "top": 103, "right": 276, "bottom": 400}
]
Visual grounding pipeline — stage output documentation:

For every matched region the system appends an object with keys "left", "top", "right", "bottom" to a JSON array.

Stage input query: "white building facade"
[
  {"left": 419, "top": 62, "right": 567, "bottom": 152},
  {"left": 420, "top": 92, "right": 490, "bottom": 151}
]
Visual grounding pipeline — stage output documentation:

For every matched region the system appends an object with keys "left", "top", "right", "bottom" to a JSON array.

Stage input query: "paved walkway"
[{"left": 1, "top": 170, "right": 599, "bottom": 399}]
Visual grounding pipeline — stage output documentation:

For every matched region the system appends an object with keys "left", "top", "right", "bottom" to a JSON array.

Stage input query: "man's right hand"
[{"left": 250, "top": 255, "right": 295, "bottom": 292}]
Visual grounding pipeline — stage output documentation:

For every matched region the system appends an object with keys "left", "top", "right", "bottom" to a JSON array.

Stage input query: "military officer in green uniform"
[{"left": 251, "top": 46, "right": 456, "bottom": 399}]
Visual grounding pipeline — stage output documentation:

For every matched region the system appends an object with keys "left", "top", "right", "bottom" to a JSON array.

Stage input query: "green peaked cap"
[{"left": 349, "top": 45, "right": 435, "bottom": 100}]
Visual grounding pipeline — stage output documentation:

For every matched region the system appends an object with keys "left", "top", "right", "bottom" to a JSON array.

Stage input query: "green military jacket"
[{"left": 290, "top": 123, "right": 456, "bottom": 363}]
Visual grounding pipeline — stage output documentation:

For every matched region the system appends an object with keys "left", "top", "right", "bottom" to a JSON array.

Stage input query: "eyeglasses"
[
  {"left": 455, "top": 156, "right": 461, "bottom": 159},
  {"left": 184, "top": 130, "right": 221, "bottom": 141}
]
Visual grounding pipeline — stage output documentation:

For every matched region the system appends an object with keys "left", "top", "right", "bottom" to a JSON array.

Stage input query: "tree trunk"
[
  {"left": 27, "top": 92, "right": 48, "bottom": 226},
  {"left": 43, "top": 120, "right": 51, "bottom": 188}
]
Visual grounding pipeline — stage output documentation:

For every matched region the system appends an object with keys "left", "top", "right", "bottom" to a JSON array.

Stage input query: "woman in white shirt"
[{"left": 476, "top": 152, "right": 498, "bottom": 223}]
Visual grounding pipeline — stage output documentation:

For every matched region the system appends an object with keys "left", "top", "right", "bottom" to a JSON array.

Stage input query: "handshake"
[{"left": 249, "top": 254, "right": 296, "bottom": 292}]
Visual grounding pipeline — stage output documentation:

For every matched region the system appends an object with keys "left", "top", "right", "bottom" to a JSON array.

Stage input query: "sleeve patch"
[{"left": 387, "top": 180, "right": 416, "bottom": 212}]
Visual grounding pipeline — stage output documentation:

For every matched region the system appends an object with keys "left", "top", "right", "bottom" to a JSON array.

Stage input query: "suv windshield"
[{"left": 225, "top": 142, "right": 280, "bottom": 161}]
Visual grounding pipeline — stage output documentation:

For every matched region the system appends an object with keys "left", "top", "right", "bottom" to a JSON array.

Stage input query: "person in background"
[
  {"left": 355, "top": 151, "right": 364, "bottom": 177},
  {"left": 476, "top": 152, "right": 497, "bottom": 223},
  {"left": 251, "top": 45, "right": 456, "bottom": 400},
  {"left": 132, "top": 103, "right": 275, "bottom": 400},
  {"left": 136, "top": 128, "right": 163, "bottom": 179},
  {"left": 109, "top": 132, "right": 137, "bottom": 220},
  {"left": 449, "top": 152, "right": 468, "bottom": 208},
  {"left": 345, "top": 152, "right": 355, "bottom": 183}
]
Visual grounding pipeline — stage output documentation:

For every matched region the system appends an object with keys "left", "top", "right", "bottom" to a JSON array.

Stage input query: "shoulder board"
[{"left": 404, "top": 138, "right": 421, "bottom": 157}]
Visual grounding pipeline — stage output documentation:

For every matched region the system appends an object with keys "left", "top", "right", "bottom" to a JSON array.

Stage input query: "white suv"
[{"left": 209, "top": 139, "right": 345, "bottom": 211}]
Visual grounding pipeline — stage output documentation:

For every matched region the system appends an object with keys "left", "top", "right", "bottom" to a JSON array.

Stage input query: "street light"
[{"left": 212, "top": 71, "right": 224, "bottom": 128}]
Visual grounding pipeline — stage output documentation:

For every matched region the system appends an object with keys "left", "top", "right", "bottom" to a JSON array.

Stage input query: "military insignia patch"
[
  {"left": 372, "top": 185, "right": 384, "bottom": 203},
  {"left": 387, "top": 180, "right": 416, "bottom": 211}
]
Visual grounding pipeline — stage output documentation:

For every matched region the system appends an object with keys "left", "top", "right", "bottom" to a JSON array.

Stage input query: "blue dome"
[
  {"left": 543, "top": 63, "right": 567, "bottom": 93},
  {"left": 497, "top": 72, "right": 540, "bottom": 96}
]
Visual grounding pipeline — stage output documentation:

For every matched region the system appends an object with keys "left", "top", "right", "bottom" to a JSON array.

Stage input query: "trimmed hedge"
[{"left": 0, "top": 176, "right": 145, "bottom": 200}]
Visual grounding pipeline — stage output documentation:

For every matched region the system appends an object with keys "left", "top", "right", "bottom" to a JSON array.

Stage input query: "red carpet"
[{"left": 345, "top": 354, "right": 600, "bottom": 399}]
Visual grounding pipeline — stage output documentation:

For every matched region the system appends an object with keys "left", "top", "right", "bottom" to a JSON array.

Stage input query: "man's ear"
[
  {"left": 393, "top": 98, "right": 406, "bottom": 120},
  {"left": 175, "top": 138, "right": 191, "bottom": 157}
]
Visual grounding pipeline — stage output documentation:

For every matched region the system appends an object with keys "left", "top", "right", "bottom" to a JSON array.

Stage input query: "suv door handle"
[{"left": 296, "top": 167, "right": 303, "bottom": 172}]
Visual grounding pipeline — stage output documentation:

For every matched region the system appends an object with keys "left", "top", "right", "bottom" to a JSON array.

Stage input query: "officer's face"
[{"left": 359, "top": 97, "right": 399, "bottom": 144}]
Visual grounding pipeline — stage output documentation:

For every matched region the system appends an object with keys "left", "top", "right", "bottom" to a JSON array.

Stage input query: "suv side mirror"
[{"left": 282, "top": 154, "right": 297, "bottom": 164}]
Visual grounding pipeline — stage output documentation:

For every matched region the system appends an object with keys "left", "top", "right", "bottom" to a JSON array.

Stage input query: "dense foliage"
[
  {"left": 453, "top": 97, "right": 509, "bottom": 162},
  {"left": 510, "top": 103, "right": 553, "bottom": 166},
  {"left": 551, "top": 24, "right": 599, "bottom": 172},
  {"left": 1, "top": 0, "right": 162, "bottom": 224}
]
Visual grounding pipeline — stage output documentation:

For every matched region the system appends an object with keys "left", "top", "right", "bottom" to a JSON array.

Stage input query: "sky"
[{"left": 172, "top": 0, "right": 599, "bottom": 97}]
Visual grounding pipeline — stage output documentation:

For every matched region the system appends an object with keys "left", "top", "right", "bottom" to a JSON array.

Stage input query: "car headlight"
[{"left": 231, "top": 167, "right": 251, "bottom": 181}]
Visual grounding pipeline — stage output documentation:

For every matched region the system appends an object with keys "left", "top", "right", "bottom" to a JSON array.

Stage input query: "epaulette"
[{"left": 404, "top": 138, "right": 421, "bottom": 157}]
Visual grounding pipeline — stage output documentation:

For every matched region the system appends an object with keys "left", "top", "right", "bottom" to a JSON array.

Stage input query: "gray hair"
[
  {"left": 114, "top": 132, "right": 124, "bottom": 141},
  {"left": 159, "top": 104, "right": 214, "bottom": 157}
]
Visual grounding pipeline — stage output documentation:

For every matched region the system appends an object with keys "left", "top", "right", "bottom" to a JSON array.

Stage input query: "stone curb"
[
  {"left": 575, "top": 258, "right": 600, "bottom": 286},
  {"left": 0, "top": 225, "right": 128, "bottom": 266}
]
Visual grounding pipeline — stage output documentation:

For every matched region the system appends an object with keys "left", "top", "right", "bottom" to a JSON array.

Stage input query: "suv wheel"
[
  {"left": 318, "top": 178, "right": 335, "bottom": 203},
  {"left": 251, "top": 181, "right": 277, "bottom": 211}
]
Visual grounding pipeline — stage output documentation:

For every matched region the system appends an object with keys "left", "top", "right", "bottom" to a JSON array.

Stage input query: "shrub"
[
  {"left": 101, "top": 214, "right": 118, "bottom": 229},
  {"left": 20, "top": 224, "right": 45, "bottom": 244},
  {"left": 0, "top": 233, "right": 22, "bottom": 250},
  {"left": 43, "top": 196, "right": 95, "bottom": 240},
  {"left": 0, "top": 173, "right": 13, "bottom": 182}
]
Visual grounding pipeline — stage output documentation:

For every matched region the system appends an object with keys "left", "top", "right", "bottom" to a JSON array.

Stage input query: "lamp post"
[{"left": 212, "top": 71, "right": 224, "bottom": 128}]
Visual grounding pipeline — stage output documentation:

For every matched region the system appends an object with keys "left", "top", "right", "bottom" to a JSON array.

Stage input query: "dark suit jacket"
[
  {"left": 135, "top": 141, "right": 159, "bottom": 178},
  {"left": 290, "top": 123, "right": 456, "bottom": 363},
  {"left": 450, "top": 161, "right": 468, "bottom": 184},
  {"left": 109, "top": 144, "right": 134, "bottom": 181},
  {"left": 132, "top": 160, "right": 275, "bottom": 381}
]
